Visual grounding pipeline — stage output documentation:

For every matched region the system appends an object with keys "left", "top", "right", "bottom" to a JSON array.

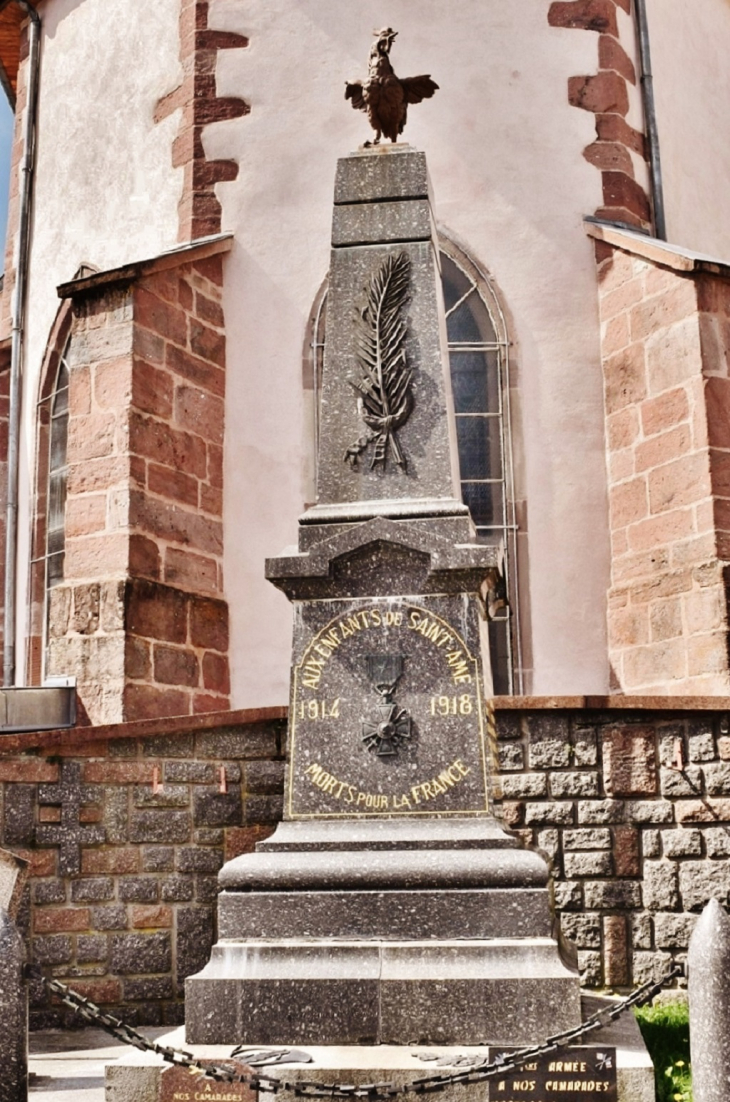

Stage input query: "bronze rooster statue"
[{"left": 345, "top": 28, "right": 439, "bottom": 145}]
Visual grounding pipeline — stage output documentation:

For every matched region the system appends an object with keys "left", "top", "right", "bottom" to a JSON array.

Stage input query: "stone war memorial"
[{"left": 162, "top": 29, "right": 653, "bottom": 1102}]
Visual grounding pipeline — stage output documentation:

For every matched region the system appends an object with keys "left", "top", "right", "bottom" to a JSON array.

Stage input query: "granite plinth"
[
  {"left": 218, "top": 888, "right": 552, "bottom": 940},
  {"left": 296, "top": 505, "right": 471, "bottom": 551},
  {"left": 185, "top": 938, "right": 580, "bottom": 1046},
  {"left": 218, "top": 847, "right": 550, "bottom": 892},
  {"left": 334, "top": 146, "right": 432, "bottom": 205},
  {"left": 254, "top": 817, "right": 516, "bottom": 850}
]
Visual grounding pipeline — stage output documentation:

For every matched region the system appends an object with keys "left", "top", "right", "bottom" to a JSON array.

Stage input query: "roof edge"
[
  {"left": 585, "top": 218, "right": 730, "bottom": 280},
  {"left": 57, "top": 232, "right": 234, "bottom": 299}
]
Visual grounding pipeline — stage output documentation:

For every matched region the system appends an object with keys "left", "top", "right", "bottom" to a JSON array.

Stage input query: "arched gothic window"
[
  {"left": 306, "top": 238, "right": 523, "bottom": 695},
  {"left": 27, "top": 326, "right": 71, "bottom": 682},
  {"left": 45, "top": 352, "right": 70, "bottom": 589}
]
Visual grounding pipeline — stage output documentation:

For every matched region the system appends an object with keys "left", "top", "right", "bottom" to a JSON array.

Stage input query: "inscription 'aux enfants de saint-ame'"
[{"left": 300, "top": 608, "right": 472, "bottom": 690}]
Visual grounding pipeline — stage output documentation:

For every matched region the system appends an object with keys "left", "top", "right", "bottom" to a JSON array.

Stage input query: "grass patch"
[{"left": 634, "top": 1000, "right": 692, "bottom": 1102}]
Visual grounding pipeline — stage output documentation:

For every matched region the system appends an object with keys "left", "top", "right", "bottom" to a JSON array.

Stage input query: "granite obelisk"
[{"left": 186, "top": 136, "right": 582, "bottom": 1046}]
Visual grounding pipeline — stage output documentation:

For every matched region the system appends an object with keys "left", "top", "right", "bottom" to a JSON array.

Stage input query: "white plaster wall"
[
  {"left": 15, "top": 0, "right": 184, "bottom": 677},
  {"left": 207, "top": 0, "right": 612, "bottom": 704},
  {"left": 646, "top": 0, "right": 730, "bottom": 259}
]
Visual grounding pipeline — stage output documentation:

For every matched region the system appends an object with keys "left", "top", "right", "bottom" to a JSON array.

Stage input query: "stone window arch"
[{"left": 304, "top": 236, "right": 524, "bottom": 695}]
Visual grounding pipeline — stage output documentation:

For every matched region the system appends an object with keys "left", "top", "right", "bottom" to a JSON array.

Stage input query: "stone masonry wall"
[
  {"left": 593, "top": 226, "right": 730, "bottom": 694},
  {"left": 44, "top": 243, "right": 232, "bottom": 724},
  {"left": 3, "top": 700, "right": 730, "bottom": 1028},
  {"left": 0, "top": 708, "right": 286, "bottom": 1028},
  {"left": 154, "top": 0, "right": 249, "bottom": 241},
  {"left": 548, "top": 0, "right": 651, "bottom": 229},
  {"left": 493, "top": 701, "right": 730, "bottom": 991}
]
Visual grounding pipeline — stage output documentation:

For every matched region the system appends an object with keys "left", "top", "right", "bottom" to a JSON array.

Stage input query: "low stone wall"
[
  {"left": 0, "top": 708, "right": 286, "bottom": 1027},
  {"left": 2, "top": 698, "right": 730, "bottom": 1026},
  {"left": 493, "top": 699, "right": 730, "bottom": 990}
]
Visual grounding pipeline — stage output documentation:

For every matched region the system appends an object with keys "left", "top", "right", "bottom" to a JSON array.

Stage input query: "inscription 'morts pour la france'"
[{"left": 288, "top": 597, "right": 489, "bottom": 818}]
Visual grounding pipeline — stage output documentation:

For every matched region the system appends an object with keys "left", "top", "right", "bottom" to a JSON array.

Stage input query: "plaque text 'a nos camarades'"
[
  {"left": 287, "top": 597, "right": 490, "bottom": 818},
  {"left": 487, "top": 1047, "right": 618, "bottom": 1102}
]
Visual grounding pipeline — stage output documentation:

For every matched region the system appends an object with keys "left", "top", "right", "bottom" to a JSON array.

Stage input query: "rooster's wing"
[
  {"left": 345, "top": 81, "right": 366, "bottom": 111},
  {"left": 400, "top": 75, "right": 439, "bottom": 104}
]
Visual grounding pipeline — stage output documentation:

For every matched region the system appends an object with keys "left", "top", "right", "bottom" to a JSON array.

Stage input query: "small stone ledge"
[
  {"left": 56, "top": 234, "right": 234, "bottom": 300},
  {"left": 494, "top": 695, "right": 730, "bottom": 712},
  {"left": 585, "top": 219, "right": 730, "bottom": 279}
]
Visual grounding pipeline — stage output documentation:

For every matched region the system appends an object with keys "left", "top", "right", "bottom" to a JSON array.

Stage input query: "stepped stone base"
[
  {"left": 106, "top": 1010, "right": 655, "bottom": 1102},
  {"left": 185, "top": 937, "right": 580, "bottom": 1045},
  {"left": 185, "top": 819, "right": 583, "bottom": 1047}
]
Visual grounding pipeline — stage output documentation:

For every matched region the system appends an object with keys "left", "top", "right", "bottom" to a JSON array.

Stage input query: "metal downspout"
[
  {"left": 634, "top": 0, "right": 667, "bottom": 240},
  {"left": 3, "top": 0, "right": 40, "bottom": 685}
]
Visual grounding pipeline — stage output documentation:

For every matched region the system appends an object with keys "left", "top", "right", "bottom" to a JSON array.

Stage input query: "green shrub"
[{"left": 634, "top": 1000, "right": 692, "bottom": 1102}]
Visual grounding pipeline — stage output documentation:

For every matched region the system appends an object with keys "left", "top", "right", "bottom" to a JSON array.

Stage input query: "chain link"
[{"left": 41, "top": 965, "right": 681, "bottom": 1098}]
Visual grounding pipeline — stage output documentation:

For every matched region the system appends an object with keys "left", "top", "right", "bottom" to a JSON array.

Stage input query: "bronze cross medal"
[{"left": 361, "top": 654, "right": 412, "bottom": 758}]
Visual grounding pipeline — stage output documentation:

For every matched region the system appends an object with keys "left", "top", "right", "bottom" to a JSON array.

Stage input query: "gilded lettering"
[{"left": 446, "top": 649, "right": 472, "bottom": 684}]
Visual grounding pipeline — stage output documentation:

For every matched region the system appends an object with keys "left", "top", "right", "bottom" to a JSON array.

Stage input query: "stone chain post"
[
  {"left": 0, "top": 905, "right": 27, "bottom": 1102},
  {"left": 688, "top": 898, "right": 730, "bottom": 1102}
]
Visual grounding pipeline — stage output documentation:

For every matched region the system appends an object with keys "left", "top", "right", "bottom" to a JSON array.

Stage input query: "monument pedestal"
[{"left": 188, "top": 143, "right": 582, "bottom": 1052}]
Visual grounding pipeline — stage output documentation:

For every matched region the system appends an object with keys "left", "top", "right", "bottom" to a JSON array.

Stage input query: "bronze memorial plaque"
[
  {"left": 288, "top": 595, "right": 490, "bottom": 818},
  {"left": 487, "top": 1047, "right": 618, "bottom": 1101},
  {"left": 160, "top": 1064, "right": 255, "bottom": 1102}
]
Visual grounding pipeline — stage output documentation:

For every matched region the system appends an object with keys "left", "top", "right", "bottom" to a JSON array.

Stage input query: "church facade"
[
  {"left": 0, "top": 0, "right": 727, "bottom": 722},
  {"left": 0, "top": 0, "right": 728, "bottom": 1023}
]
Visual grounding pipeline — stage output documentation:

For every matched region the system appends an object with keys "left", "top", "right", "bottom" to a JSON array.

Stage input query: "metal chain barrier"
[{"left": 39, "top": 965, "right": 681, "bottom": 1097}]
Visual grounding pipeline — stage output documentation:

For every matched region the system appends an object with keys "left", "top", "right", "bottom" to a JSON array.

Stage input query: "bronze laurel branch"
[{"left": 345, "top": 251, "right": 414, "bottom": 473}]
